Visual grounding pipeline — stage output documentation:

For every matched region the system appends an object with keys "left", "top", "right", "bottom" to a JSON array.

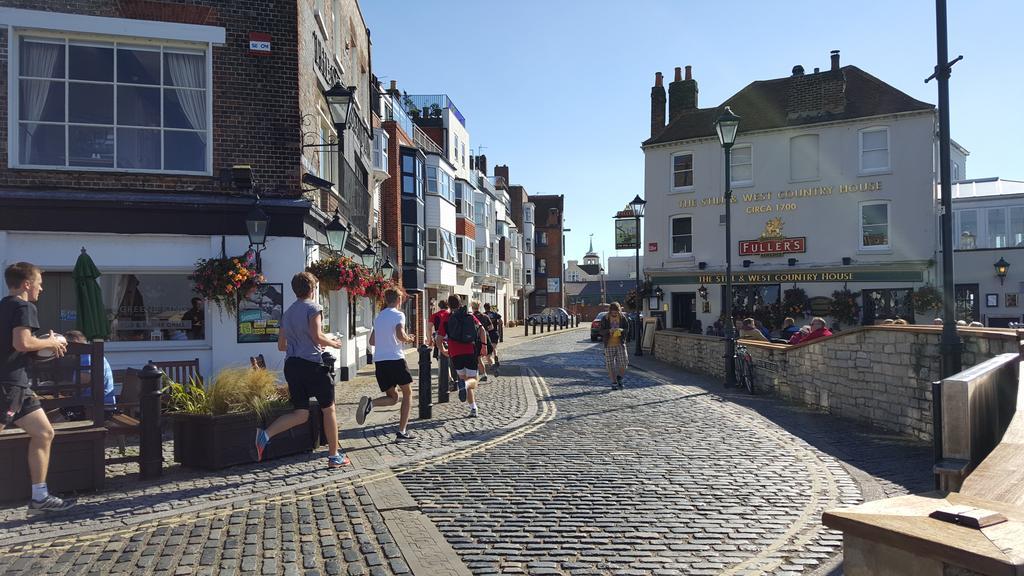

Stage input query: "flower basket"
[
  {"left": 190, "top": 252, "right": 263, "bottom": 316},
  {"left": 308, "top": 256, "right": 371, "bottom": 295},
  {"left": 828, "top": 288, "right": 861, "bottom": 327},
  {"left": 363, "top": 273, "right": 396, "bottom": 306},
  {"left": 912, "top": 284, "right": 944, "bottom": 315}
]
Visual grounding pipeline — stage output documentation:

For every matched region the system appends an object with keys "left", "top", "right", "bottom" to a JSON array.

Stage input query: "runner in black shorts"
[
  {"left": 484, "top": 303, "right": 502, "bottom": 376},
  {"left": 470, "top": 301, "right": 493, "bottom": 382},
  {"left": 357, "top": 289, "right": 416, "bottom": 440}
]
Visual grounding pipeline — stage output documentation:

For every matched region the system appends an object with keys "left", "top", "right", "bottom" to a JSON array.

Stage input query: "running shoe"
[
  {"left": 327, "top": 454, "right": 351, "bottom": 468},
  {"left": 27, "top": 495, "right": 75, "bottom": 515},
  {"left": 616, "top": 375, "right": 624, "bottom": 389},
  {"left": 480, "top": 375, "right": 489, "bottom": 383},
  {"left": 469, "top": 407, "right": 478, "bottom": 418},
  {"left": 356, "top": 396, "right": 372, "bottom": 425},
  {"left": 255, "top": 428, "right": 270, "bottom": 462},
  {"left": 449, "top": 381, "right": 458, "bottom": 392},
  {"left": 395, "top": 430, "right": 414, "bottom": 441},
  {"left": 458, "top": 379, "right": 468, "bottom": 402}
]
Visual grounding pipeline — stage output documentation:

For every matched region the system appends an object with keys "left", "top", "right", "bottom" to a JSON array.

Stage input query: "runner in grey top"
[{"left": 281, "top": 299, "right": 323, "bottom": 363}]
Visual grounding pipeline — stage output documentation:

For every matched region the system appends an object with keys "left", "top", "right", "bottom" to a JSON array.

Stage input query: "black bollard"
[
  {"left": 438, "top": 353, "right": 451, "bottom": 403},
  {"left": 139, "top": 363, "right": 164, "bottom": 479},
  {"left": 532, "top": 321, "right": 536, "bottom": 335},
  {"left": 524, "top": 321, "right": 528, "bottom": 337},
  {"left": 418, "top": 345, "right": 432, "bottom": 419}
]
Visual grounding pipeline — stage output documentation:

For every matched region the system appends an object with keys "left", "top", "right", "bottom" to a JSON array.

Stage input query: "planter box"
[
  {"left": 0, "top": 423, "right": 106, "bottom": 503},
  {"left": 171, "top": 405, "right": 321, "bottom": 470}
]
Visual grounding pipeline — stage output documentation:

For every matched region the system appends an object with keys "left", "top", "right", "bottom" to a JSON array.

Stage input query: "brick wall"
[
  {"left": 381, "top": 121, "right": 412, "bottom": 276},
  {"left": 653, "top": 326, "right": 1020, "bottom": 441},
  {"left": 1, "top": 1, "right": 302, "bottom": 197},
  {"left": 530, "top": 194, "right": 564, "bottom": 313}
]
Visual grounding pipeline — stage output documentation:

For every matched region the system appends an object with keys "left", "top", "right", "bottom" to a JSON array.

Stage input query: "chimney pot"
[
  {"left": 830, "top": 49, "right": 840, "bottom": 71},
  {"left": 389, "top": 80, "right": 397, "bottom": 91},
  {"left": 814, "top": 67, "right": 820, "bottom": 73},
  {"left": 655, "top": 72, "right": 663, "bottom": 87},
  {"left": 674, "top": 67, "right": 682, "bottom": 82},
  {"left": 792, "top": 65, "right": 805, "bottom": 76},
  {"left": 684, "top": 65, "right": 692, "bottom": 81}
]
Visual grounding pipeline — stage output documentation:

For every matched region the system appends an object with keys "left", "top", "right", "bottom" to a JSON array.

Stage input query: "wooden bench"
[
  {"left": 823, "top": 352, "right": 1024, "bottom": 575},
  {"left": 151, "top": 358, "right": 202, "bottom": 386},
  {"left": 0, "top": 341, "right": 107, "bottom": 503}
]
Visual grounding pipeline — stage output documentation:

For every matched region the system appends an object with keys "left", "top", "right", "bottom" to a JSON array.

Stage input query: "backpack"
[
  {"left": 447, "top": 309, "right": 479, "bottom": 344},
  {"left": 474, "top": 312, "right": 493, "bottom": 332},
  {"left": 487, "top": 312, "right": 502, "bottom": 332}
]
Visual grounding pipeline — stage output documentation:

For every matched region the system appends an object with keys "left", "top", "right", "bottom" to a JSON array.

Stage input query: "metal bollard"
[
  {"left": 418, "top": 345, "right": 432, "bottom": 419},
  {"left": 524, "top": 322, "right": 529, "bottom": 337},
  {"left": 438, "top": 353, "right": 451, "bottom": 403},
  {"left": 139, "top": 363, "right": 164, "bottom": 479}
]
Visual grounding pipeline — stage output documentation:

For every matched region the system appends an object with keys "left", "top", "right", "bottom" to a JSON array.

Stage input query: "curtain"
[
  {"left": 165, "top": 53, "right": 206, "bottom": 143},
  {"left": 20, "top": 42, "right": 61, "bottom": 162}
]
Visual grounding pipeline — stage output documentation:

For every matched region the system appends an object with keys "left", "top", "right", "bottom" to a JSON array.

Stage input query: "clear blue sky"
[{"left": 361, "top": 0, "right": 1024, "bottom": 266}]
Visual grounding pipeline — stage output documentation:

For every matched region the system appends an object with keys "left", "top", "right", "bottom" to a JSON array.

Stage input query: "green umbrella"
[{"left": 73, "top": 248, "right": 110, "bottom": 341}]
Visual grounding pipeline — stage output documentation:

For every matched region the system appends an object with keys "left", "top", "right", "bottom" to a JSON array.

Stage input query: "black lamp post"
[
  {"left": 715, "top": 106, "right": 741, "bottom": 387},
  {"left": 629, "top": 194, "right": 646, "bottom": 357},
  {"left": 326, "top": 209, "right": 349, "bottom": 253},
  {"left": 245, "top": 200, "right": 269, "bottom": 272},
  {"left": 995, "top": 257, "right": 1010, "bottom": 285},
  {"left": 325, "top": 84, "right": 356, "bottom": 212}
]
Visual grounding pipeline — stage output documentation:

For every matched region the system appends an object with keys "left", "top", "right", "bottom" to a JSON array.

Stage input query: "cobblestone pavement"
[{"left": 0, "top": 326, "right": 933, "bottom": 575}]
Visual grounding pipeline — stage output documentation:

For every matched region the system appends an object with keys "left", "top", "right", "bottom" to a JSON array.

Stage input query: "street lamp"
[
  {"left": 995, "top": 257, "right": 1010, "bottom": 285},
  {"left": 715, "top": 106, "right": 741, "bottom": 387},
  {"left": 245, "top": 200, "right": 269, "bottom": 272},
  {"left": 359, "top": 245, "right": 376, "bottom": 268},
  {"left": 325, "top": 84, "right": 356, "bottom": 225},
  {"left": 326, "top": 209, "right": 349, "bottom": 253},
  {"left": 629, "top": 194, "right": 646, "bottom": 357}
]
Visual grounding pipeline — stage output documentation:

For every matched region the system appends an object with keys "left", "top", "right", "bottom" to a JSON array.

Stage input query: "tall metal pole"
[
  {"left": 934, "top": 0, "right": 962, "bottom": 378},
  {"left": 635, "top": 213, "right": 643, "bottom": 357},
  {"left": 723, "top": 145, "right": 737, "bottom": 386}
]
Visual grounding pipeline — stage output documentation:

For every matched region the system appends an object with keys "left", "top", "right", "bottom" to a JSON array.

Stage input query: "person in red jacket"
[{"left": 798, "top": 317, "right": 833, "bottom": 344}]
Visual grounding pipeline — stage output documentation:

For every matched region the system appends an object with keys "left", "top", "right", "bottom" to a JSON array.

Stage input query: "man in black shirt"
[{"left": 1, "top": 262, "right": 73, "bottom": 514}]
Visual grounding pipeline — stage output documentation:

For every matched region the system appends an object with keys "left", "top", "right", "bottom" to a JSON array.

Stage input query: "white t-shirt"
[{"left": 372, "top": 307, "right": 406, "bottom": 362}]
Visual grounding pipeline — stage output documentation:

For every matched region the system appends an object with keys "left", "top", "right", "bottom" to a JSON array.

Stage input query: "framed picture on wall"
[
  {"left": 1007, "top": 293, "right": 1019, "bottom": 308},
  {"left": 986, "top": 293, "right": 999, "bottom": 307}
]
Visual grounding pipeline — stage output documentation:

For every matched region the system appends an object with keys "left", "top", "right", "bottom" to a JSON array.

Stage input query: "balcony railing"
[
  {"left": 406, "top": 94, "right": 466, "bottom": 127},
  {"left": 340, "top": 157, "right": 371, "bottom": 241},
  {"left": 385, "top": 95, "right": 414, "bottom": 137},
  {"left": 413, "top": 124, "right": 443, "bottom": 156}
]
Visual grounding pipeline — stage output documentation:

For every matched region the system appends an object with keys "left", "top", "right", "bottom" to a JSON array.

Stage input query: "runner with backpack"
[
  {"left": 483, "top": 303, "right": 502, "bottom": 376},
  {"left": 436, "top": 295, "right": 487, "bottom": 418},
  {"left": 470, "top": 301, "right": 493, "bottom": 382}
]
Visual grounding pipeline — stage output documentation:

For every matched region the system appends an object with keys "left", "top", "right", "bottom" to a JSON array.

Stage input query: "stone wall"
[{"left": 653, "top": 326, "right": 1020, "bottom": 440}]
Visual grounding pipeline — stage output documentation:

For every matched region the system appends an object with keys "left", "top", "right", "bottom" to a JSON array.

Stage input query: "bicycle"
[{"left": 733, "top": 344, "right": 755, "bottom": 394}]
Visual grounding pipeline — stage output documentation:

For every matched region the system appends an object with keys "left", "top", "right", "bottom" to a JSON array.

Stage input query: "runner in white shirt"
[{"left": 357, "top": 289, "right": 416, "bottom": 440}]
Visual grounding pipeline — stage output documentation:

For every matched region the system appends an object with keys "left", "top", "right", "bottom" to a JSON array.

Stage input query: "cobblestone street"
[{"left": 0, "top": 328, "right": 933, "bottom": 575}]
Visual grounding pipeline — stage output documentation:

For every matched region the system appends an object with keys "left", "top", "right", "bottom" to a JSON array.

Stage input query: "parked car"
[
  {"left": 528, "top": 307, "right": 570, "bottom": 326},
  {"left": 590, "top": 312, "right": 608, "bottom": 342}
]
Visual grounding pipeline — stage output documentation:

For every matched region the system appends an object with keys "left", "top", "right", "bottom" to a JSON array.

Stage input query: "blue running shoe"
[
  {"left": 255, "top": 428, "right": 270, "bottom": 462},
  {"left": 327, "top": 454, "right": 351, "bottom": 468},
  {"left": 458, "top": 379, "right": 467, "bottom": 402}
]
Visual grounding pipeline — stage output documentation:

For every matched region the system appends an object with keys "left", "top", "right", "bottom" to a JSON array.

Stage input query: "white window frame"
[
  {"left": 859, "top": 200, "right": 891, "bottom": 251},
  {"left": 8, "top": 26, "right": 217, "bottom": 175},
  {"left": 670, "top": 151, "right": 694, "bottom": 192},
  {"left": 987, "top": 207, "right": 1008, "bottom": 249},
  {"left": 669, "top": 215, "right": 694, "bottom": 258},
  {"left": 955, "top": 209, "right": 979, "bottom": 250},
  {"left": 858, "top": 126, "right": 891, "bottom": 175},
  {"left": 426, "top": 228, "right": 439, "bottom": 258},
  {"left": 789, "top": 134, "right": 820, "bottom": 182},
  {"left": 730, "top": 144, "right": 753, "bottom": 188}
]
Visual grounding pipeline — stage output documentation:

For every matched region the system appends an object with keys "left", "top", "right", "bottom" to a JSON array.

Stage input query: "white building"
[{"left": 642, "top": 52, "right": 960, "bottom": 331}]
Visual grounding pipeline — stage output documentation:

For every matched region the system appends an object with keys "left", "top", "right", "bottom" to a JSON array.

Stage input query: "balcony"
[
  {"left": 406, "top": 94, "right": 466, "bottom": 127},
  {"left": 384, "top": 95, "right": 414, "bottom": 137},
  {"left": 340, "top": 157, "right": 371, "bottom": 243},
  {"left": 413, "top": 124, "right": 443, "bottom": 156}
]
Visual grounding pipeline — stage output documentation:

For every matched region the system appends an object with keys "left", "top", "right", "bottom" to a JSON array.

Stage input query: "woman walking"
[{"left": 599, "top": 302, "right": 631, "bottom": 389}]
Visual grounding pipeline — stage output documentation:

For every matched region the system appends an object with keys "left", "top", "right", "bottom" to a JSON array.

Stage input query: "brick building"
[
  {"left": 0, "top": 1, "right": 382, "bottom": 379},
  {"left": 529, "top": 194, "right": 565, "bottom": 313}
]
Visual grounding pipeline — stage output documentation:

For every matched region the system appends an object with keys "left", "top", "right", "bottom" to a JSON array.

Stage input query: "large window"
[
  {"left": 427, "top": 166, "right": 454, "bottom": 204},
  {"left": 372, "top": 128, "right": 388, "bottom": 174},
  {"left": 956, "top": 209, "right": 978, "bottom": 249},
  {"left": 458, "top": 236, "right": 476, "bottom": 272},
  {"left": 37, "top": 272, "right": 206, "bottom": 342},
  {"left": 859, "top": 127, "right": 890, "bottom": 174},
  {"left": 988, "top": 208, "right": 1008, "bottom": 248},
  {"left": 860, "top": 201, "right": 890, "bottom": 250},
  {"left": 525, "top": 269, "right": 532, "bottom": 285},
  {"left": 730, "top": 144, "right": 753, "bottom": 187},
  {"left": 1011, "top": 207, "right": 1024, "bottom": 247},
  {"left": 671, "top": 215, "right": 693, "bottom": 256},
  {"left": 426, "top": 228, "right": 457, "bottom": 262},
  {"left": 403, "top": 224, "right": 424, "bottom": 266},
  {"left": 672, "top": 152, "right": 694, "bottom": 189},
  {"left": 454, "top": 181, "right": 473, "bottom": 219},
  {"left": 789, "top": 134, "right": 819, "bottom": 182},
  {"left": 538, "top": 259, "right": 547, "bottom": 274},
  {"left": 15, "top": 36, "right": 210, "bottom": 173}
]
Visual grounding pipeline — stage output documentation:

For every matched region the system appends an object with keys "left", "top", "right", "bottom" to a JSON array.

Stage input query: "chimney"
[
  {"left": 477, "top": 154, "right": 488, "bottom": 176},
  {"left": 792, "top": 65, "right": 804, "bottom": 76},
  {"left": 650, "top": 72, "right": 666, "bottom": 137},
  {"left": 494, "top": 164, "right": 509, "bottom": 185},
  {"left": 668, "top": 65, "right": 699, "bottom": 122},
  {"left": 386, "top": 80, "right": 400, "bottom": 97},
  {"left": 830, "top": 49, "right": 840, "bottom": 71}
]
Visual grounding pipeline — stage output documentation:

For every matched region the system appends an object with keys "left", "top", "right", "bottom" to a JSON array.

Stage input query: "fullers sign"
[{"left": 739, "top": 237, "right": 806, "bottom": 256}]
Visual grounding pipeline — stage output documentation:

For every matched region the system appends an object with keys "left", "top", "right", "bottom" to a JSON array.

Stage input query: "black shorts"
[
  {"left": 1, "top": 384, "right": 41, "bottom": 426},
  {"left": 283, "top": 357, "right": 335, "bottom": 410},
  {"left": 488, "top": 331, "right": 499, "bottom": 345},
  {"left": 375, "top": 359, "right": 412, "bottom": 392},
  {"left": 451, "top": 354, "right": 478, "bottom": 373}
]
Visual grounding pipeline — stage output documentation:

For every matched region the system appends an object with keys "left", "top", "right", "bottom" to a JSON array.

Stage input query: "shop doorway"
[
  {"left": 954, "top": 283, "right": 980, "bottom": 322},
  {"left": 671, "top": 292, "right": 697, "bottom": 332}
]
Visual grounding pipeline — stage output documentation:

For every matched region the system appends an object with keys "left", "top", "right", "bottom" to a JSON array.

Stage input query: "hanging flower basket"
[
  {"left": 911, "top": 284, "right": 944, "bottom": 315},
  {"left": 782, "top": 287, "right": 812, "bottom": 318},
  {"left": 190, "top": 252, "right": 263, "bottom": 316},
  {"left": 308, "top": 256, "right": 371, "bottom": 295},
  {"left": 363, "top": 273, "right": 396, "bottom": 306},
  {"left": 828, "top": 288, "right": 861, "bottom": 327}
]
